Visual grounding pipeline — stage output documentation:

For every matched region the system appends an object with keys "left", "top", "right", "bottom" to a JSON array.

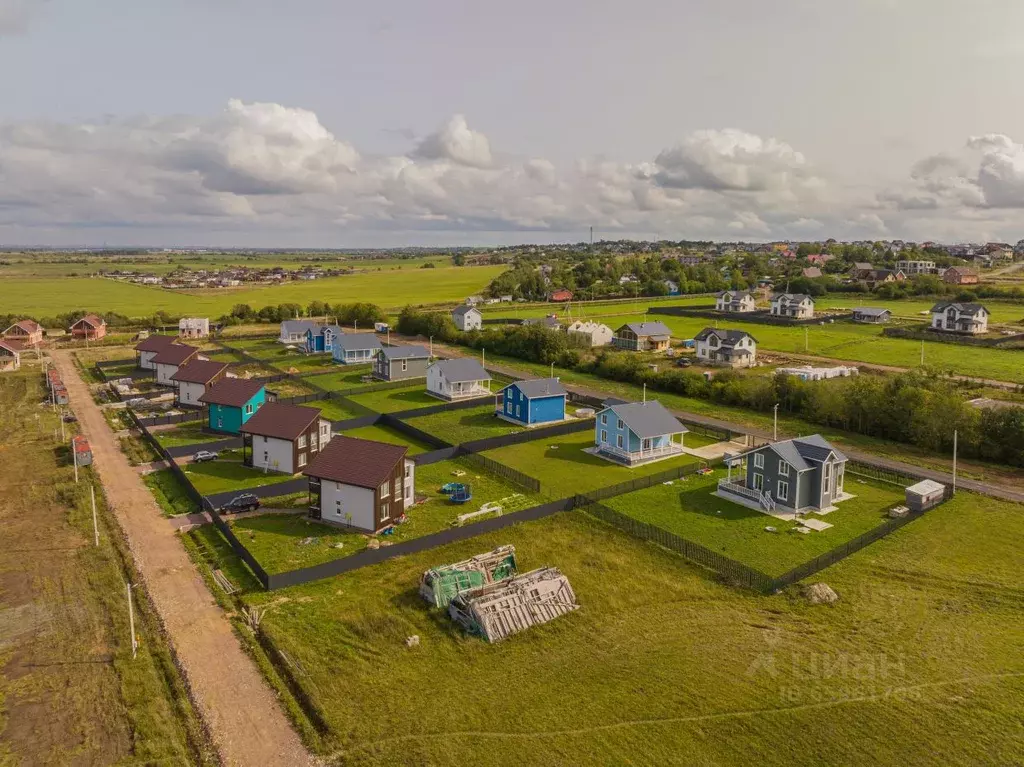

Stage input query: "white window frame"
[
  {"left": 754, "top": 452, "right": 765, "bottom": 469},
  {"left": 752, "top": 473, "right": 763, "bottom": 491},
  {"left": 600, "top": 429, "right": 607, "bottom": 443},
  {"left": 616, "top": 434, "right": 624, "bottom": 449},
  {"left": 379, "top": 480, "right": 390, "bottom": 498},
  {"left": 380, "top": 502, "right": 390, "bottom": 522},
  {"left": 778, "top": 460, "right": 790, "bottom": 477},
  {"left": 777, "top": 479, "right": 789, "bottom": 502},
  {"left": 297, "top": 452, "right": 307, "bottom": 468},
  {"left": 617, "top": 418, "right": 624, "bottom": 429},
  {"left": 297, "top": 435, "right": 307, "bottom": 449},
  {"left": 245, "top": 403, "right": 254, "bottom": 415},
  {"left": 401, "top": 359, "right": 408, "bottom": 372},
  {"left": 601, "top": 413, "right": 607, "bottom": 425}
]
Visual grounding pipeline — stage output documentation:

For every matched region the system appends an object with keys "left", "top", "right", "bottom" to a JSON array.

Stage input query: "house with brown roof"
[
  {"left": 0, "top": 340, "right": 22, "bottom": 372},
  {"left": 2, "top": 319, "right": 43, "bottom": 346},
  {"left": 151, "top": 344, "right": 200, "bottom": 386},
  {"left": 68, "top": 314, "right": 106, "bottom": 340},
  {"left": 198, "top": 378, "right": 266, "bottom": 434},
  {"left": 942, "top": 266, "right": 979, "bottom": 285},
  {"left": 304, "top": 435, "right": 414, "bottom": 533},
  {"left": 240, "top": 403, "right": 331, "bottom": 474},
  {"left": 134, "top": 334, "right": 178, "bottom": 370},
  {"left": 170, "top": 359, "right": 230, "bottom": 407}
]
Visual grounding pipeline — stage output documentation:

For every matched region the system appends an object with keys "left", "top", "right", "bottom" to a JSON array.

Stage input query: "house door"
[
  {"left": 642, "top": 438, "right": 651, "bottom": 452},
  {"left": 821, "top": 462, "right": 833, "bottom": 507}
]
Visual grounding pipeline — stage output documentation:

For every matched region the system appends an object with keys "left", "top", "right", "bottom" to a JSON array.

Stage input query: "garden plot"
[
  {"left": 603, "top": 469, "right": 906, "bottom": 575},
  {"left": 143, "top": 469, "right": 200, "bottom": 516},
  {"left": 403, "top": 403, "right": 519, "bottom": 444},
  {"left": 180, "top": 448, "right": 298, "bottom": 496},
  {"left": 264, "top": 378, "right": 318, "bottom": 398}
]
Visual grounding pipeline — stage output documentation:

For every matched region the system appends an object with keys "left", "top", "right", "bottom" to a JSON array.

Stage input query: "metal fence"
[
  {"left": 388, "top": 393, "right": 495, "bottom": 420},
  {"left": 456, "top": 451, "right": 542, "bottom": 494},
  {"left": 457, "top": 417, "right": 593, "bottom": 454},
  {"left": 576, "top": 460, "right": 703, "bottom": 504},
  {"left": 135, "top": 410, "right": 204, "bottom": 428},
  {"left": 378, "top": 413, "right": 453, "bottom": 450}
]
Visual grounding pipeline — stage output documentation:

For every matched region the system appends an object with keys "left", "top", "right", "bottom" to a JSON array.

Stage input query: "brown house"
[
  {"left": 69, "top": 314, "right": 107, "bottom": 340},
  {"left": 170, "top": 359, "right": 230, "bottom": 407},
  {"left": 2, "top": 320, "right": 43, "bottom": 346},
  {"left": 942, "top": 266, "right": 979, "bottom": 285},
  {"left": 134, "top": 334, "right": 178, "bottom": 370},
  {"left": 303, "top": 435, "right": 414, "bottom": 533},
  {"left": 0, "top": 340, "right": 22, "bottom": 372},
  {"left": 240, "top": 402, "right": 331, "bottom": 475}
]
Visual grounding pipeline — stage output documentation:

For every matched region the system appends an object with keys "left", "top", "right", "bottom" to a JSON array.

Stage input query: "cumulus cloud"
[{"left": 414, "top": 114, "right": 492, "bottom": 168}]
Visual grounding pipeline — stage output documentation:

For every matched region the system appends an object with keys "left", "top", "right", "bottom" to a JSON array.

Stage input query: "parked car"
[
  {"left": 192, "top": 450, "right": 219, "bottom": 463},
  {"left": 220, "top": 494, "right": 260, "bottom": 514},
  {"left": 62, "top": 414, "right": 78, "bottom": 423}
]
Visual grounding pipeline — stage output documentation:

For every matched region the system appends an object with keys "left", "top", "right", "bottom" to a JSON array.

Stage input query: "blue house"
[
  {"left": 198, "top": 378, "right": 267, "bottom": 434},
  {"left": 496, "top": 378, "right": 568, "bottom": 426},
  {"left": 304, "top": 325, "right": 341, "bottom": 354},
  {"left": 593, "top": 400, "right": 688, "bottom": 466},
  {"left": 332, "top": 333, "right": 383, "bottom": 364}
]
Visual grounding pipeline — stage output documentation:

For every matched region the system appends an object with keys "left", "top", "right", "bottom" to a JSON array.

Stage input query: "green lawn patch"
[
  {"left": 345, "top": 384, "right": 440, "bottom": 413},
  {"left": 337, "top": 423, "right": 433, "bottom": 454},
  {"left": 142, "top": 469, "right": 199, "bottom": 517},
  {"left": 403, "top": 403, "right": 517, "bottom": 443},
  {"left": 181, "top": 449, "right": 297, "bottom": 496},
  {"left": 300, "top": 366, "right": 378, "bottom": 392},
  {"left": 153, "top": 422, "right": 227, "bottom": 449},
  {"left": 298, "top": 398, "right": 365, "bottom": 422},
  {"left": 264, "top": 378, "right": 318, "bottom": 397},
  {"left": 119, "top": 433, "right": 162, "bottom": 465}
]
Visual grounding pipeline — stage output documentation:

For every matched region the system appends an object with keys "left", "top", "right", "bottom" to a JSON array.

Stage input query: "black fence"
[
  {"left": 136, "top": 410, "right": 204, "bottom": 428},
  {"left": 269, "top": 391, "right": 326, "bottom": 406},
  {"left": 575, "top": 460, "right": 703, "bottom": 504},
  {"left": 333, "top": 377, "right": 427, "bottom": 397},
  {"left": 331, "top": 414, "right": 380, "bottom": 431},
  {"left": 388, "top": 393, "right": 495, "bottom": 420},
  {"left": 203, "top": 477, "right": 308, "bottom": 509},
  {"left": 412, "top": 446, "right": 461, "bottom": 466},
  {"left": 164, "top": 437, "right": 242, "bottom": 459},
  {"left": 458, "top": 417, "right": 593, "bottom": 454},
  {"left": 378, "top": 413, "right": 453, "bottom": 450},
  {"left": 456, "top": 451, "right": 542, "bottom": 494},
  {"left": 846, "top": 460, "right": 923, "bottom": 487}
]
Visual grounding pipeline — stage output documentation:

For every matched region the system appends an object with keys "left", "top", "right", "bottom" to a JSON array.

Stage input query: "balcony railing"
[
  {"left": 717, "top": 478, "right": 776, "bottom": 512},
  {"left": 598, "top": 440, "right": 684, "bottom": 462}
]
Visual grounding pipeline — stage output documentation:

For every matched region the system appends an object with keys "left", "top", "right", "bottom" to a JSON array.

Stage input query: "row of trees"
[{"left": 222, "top": 302, "right": 386, "bottom": 326}]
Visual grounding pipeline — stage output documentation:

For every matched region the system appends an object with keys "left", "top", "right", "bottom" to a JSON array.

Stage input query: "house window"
[
  {"left": 401, "top": 360, "right": 408, "bottom": 372},
  {"left": 600, "top": 429, "right": 607, "bottom": 443},
  {"left": 297, "top": 452, "right": 307, "bottom": 468},
  {"left": 778, "top": 460, "right": 790, "bottom": 477},
  {"left": 380, "top": 503, "right": 390, "bottom": 522},
  {"left": 297, "top": 435, "right": 307, "bottom": 449},
  {"left": 754, "top": 452, "right": 764, "bottom": 469},
  {"left": 516, "top": 404, "right": 522, "bottom": 418},
  {"left": 777, "top": 480, "right": 789, "bottom": 501},
  {"left": 217, "top": 417, "right": 223, "bottom": 429},
  {"left": 617, "top": 419, "right": 623, "bottom": 429},
  {"left": 752, "top": 473, "right": 763, "bottom": 491},
  {"left": 245, "top": 403, "right": 254, "bottom": 415},
  {"left": 405, "top": 463, "right": 411, "bottom": 478},
  {"left": 616, "top": 434, "right": 624, "bottom": 448},
  {"left": 601, "top": 413, "right": 607, "bottom": 425},
  {"left": 379, "top": 480, "right": 390, "bottom": 498}
]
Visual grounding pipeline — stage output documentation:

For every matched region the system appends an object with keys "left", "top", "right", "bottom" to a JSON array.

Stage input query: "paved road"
[{"left": 52, "top": 351, "right": 315, "bottom": 767}]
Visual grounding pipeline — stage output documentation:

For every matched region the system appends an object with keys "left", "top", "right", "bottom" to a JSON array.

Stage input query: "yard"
[
  {"left": 180, "top": 449, "right": 298, "bottom": 496},
  {"left": 142, "top": 468, "right": 201, "bottom": 516},
  {"left": 403, "top": 403, "right": 520, "bottom": 444},
  {"left": 337, "top": 423, "right": 434, "bottom": 454},
  {"left": 602, "top": 468, "right": 907, "bottom": 575},
  {"left": 263, "top": 378, "right": 318, "bottom": 398},
  {"left": 297, "top": 398, "right": 367, "bottom": 422},
  {"left": 152, "top": 422, "right": 231, "bottom": 449},
  {"left": 298, "top": 366, "right": 377, "bottom": 392},
  {"left": 344, "top": 383, "right": 441, "bottom": 413}
]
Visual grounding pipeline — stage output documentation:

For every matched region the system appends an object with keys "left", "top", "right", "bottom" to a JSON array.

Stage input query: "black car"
[
  {"left": 62, "top": 414, "right": 78, "bottom": 423},
  {"left": 219, "top": 494, "right": 260, "bottom": 514}
]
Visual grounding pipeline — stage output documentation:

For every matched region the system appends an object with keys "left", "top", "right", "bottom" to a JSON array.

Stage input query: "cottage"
[
  {"left": 373, "top": 345, "right": 430, "bottom": 381},
  {"left": 594, "top": 400, "right": 688, "bottom": 466},
  {"left": 715, "top": 290, "right": 757, "bottom": 313},
  {"left": 612, "top": 321, "right": 672, "bottom": 352},
  {"left": 0, "top": 340, "right": 22, "bottom": 372},
  {"left": 693, "top": 328, "right": 757, "bottom": 368},
  {"left": 566, "top": 320, "right": 614, "bottom": 347},
  {"left": 930, "top": 301, "right": 989, "bottom": 334},
  {"left": 717, "top": 435, "right": 849, "bottom": 514},
  {"left": 240, "top": 403, "right": 332, "bottom": 474},
  {"left": 134, "top": 334, "right": 177, "bottom": 370},
  {"left": 852, "top": 307, "right": 892, "bottom": 324},
  {"left": 68, "top": 314, "right": 106, "bottom": 340},
  {"left": 496, "top": 378, "right": 567, "bottom": 426},
  {"left": 806, "top": 253, "right": 834, "bottom": 266},
  {"left": 452, "top": 305, "right": 483, "bottom": 332},
  {"left": 304, "top": 435, "right": 415, "bottom": 532},
  {"left": 151, "top": 344, "right": 200, "bottom": 386},
  {"left": 178, "top": 317, "right": 210, "bottom": 339},
  {"left": 427, "top": 358, "right": 492, "bottom": 401},
  {"left": 419, "top": 546, "right": 518, "bottom": 608},
  {"left": 942, "top": 266, "right": 979, "bottom": 285},
  {"left": 198, "top": 378, "right": 267, "bottom": 434},
  {"left": 850, "top": 262, "right": 875, "bottom": 281},
  {"left": 305, "top": 324, "right": 342, "bottom": 354},
  {"left": 447, "top": 567, "right": 579, "bottom": 643},
  {"left": 549, "top": 289, "right": 573, "bottom": 302},
  {"left": 279, "top": 319, "right": 320, "bottom": 345},
  {"left": 2, "top": 319, "right": 43, "bottom": 346},
  {"left": 170, "top": 359, "right": 230, "bottom": 407},
  {"left": 331, "top": 333, "right": 383, "bottom": 364},
  {"left": 770, "top": 293, "right": 815, "bottom": 319},
  {"left": 71, "top": 435, "right": 93, "bottom": 466}
]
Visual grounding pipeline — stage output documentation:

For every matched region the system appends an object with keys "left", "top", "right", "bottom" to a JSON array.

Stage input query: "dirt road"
[{"left": 52, "top": 351, "right": 315, "bottom": 767}]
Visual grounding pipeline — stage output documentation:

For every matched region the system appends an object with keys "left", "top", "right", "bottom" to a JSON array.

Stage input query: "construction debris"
[
  {"left": 804, "top": 583, "right": 840, "bottom": 605},
  {"left": 405, "top": 635, "right": 420, "bottom": 648},
  {"left": 419, "top": 545, "right": 517, "bottom": 608}
]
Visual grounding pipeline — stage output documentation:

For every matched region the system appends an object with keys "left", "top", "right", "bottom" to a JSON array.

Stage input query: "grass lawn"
[
  {"left": 118, "top": 433, "right": 162, "bottom": 465},
  {"left": 482, "top": 429, "right": 711, "bottom": 498},
  {"left": 231, "top": 457, "right": 542, "bottom": 574},
  {"left": 230, "top": 362, "right": 280, "bottom": 379},
  {"left": 301, "top": 366, "right": 380, "bottom": 392},
  {"left": 345, "top": 384, "right": 440, "bottom": 413},
  {"left": 403, "top": 403, "right": 520, "bottom": 444},
  {"left": 264, "top": 378, "right": 318, "bottom": 397},
  {"left": 152, "top": 422, "right": 229, "bottom": 449},
  {"left": 142, "top": 469, "right": 201, "bottom": 516},
  {"left": 298, "top": 398, "right": 366, "bottom": 422},
  {"left": 603, "top": 469, "right": 906, "bottom": 575},
  {"left": 181, "top": 449, "right": 298, "bottom": 496},
  {"left": 101, "top": 360, "right": 143, "bottom": 380},
  {"left": 200, "top": 349, "right": 246, "bottom": 364},
  {"left": 337, "top": 423, "right": 433, "bottom": 454},
  {"left": 270, "top": 355, "right": 339, "bottom": 374}
]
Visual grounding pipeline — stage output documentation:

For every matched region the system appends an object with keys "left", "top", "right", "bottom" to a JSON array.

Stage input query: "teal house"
[{"left": 198, "top": 378, "right": 267, "bottom": 434}]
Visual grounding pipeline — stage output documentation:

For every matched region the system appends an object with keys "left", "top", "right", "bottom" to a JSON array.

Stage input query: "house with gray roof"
[
  {"left": 373, "top": 345, "right": 430, "bottom": 381},
  {"left": 331, "top": 333, "right": 383, "bottom": 364},
  {"left": 452, "top": 304, "right": 482, "bottom": 332},
  {"left": 279, "top": 319, "right": 320, "bottom": 345},
  {"left": 427, "top": 358, "right": 492, "bottom": 400},
  {"left": 717, "top": 435, "right": 849, "bottom": 515},
  {"left": 930, "top": 302, "right": 989, "bottom": 334},
  {"left": 496, "top": 378, "right": 568, "bottom": 426},
  {"left": 770, "top": 293, "right": 815, "bottom": 319},
  {"left": 715, "top": 290, "right": 757, "bottom": 313},
  {"left": 852, "top": 307, "right": 892, "bottom": 324},
  {"left": 612, "top": 321, "right": 672, "bottom": 352},
  {"left": 593, "top": 400, "right": 688, "bottom": 466},
  {"left": 694, "top": 328, "right": 757, "bottom": 367}
]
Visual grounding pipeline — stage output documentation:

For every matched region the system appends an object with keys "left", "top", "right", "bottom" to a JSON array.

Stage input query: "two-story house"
[
  {"left": 930, "top": 302, "right": 989, "bottom": 334},
  {"left": 495, "top": 378, "right": 567, "bottom": 426},
  {"left": 68, "top": 314, "right": 106, "bottom": 340},
  {"left": 770, "top": 293, "right": 815, "bottom": 319},
  {"left": 151, "top": 344, "right": 200, "bottom": 386},
  {"left": 452, "top": 305, "right": 483, "bottom": 332},
  {"left": 240, "top": 403, "right": 332, "bottom": 475},
  {"left": 170, "top": 359, "right": 229, "bottom": 407},
  {"left": 198, "top": 378, "right": 267, "bottom": 434},
  {"left": 715, "top": 291, "right": 757, "bottom": 313},
  {"left": 942, "top": 266, "right": 979, "bottom": 285},
  {"left": 2, "top": 319, "right": 43, "bottom": 346},
  {"left": 134, "top": 334, "right": 177, "bottom": 370},
  {"left": 305, "top": 324, "right": 342, "bottom": 354},
  {"left": 0, "top": 340, "right": 22, "bottom": 372},
  {"left": 566, "top": 320, "right": 615, "bottom": 347},
  {"left": 178, "top": 317, "right": 210, "bottom": 339},
  {"left": 593, "top": 400, "right": 688, "bottom": 466},
  {"left": 693, "top": 328, "right": 757, "bottom": 367},
  {"left": 612, "top": 321, "right": 672, "bottom": 352},
  {"left": 373, "top": 345, "right": 431, "bottom": 381}
]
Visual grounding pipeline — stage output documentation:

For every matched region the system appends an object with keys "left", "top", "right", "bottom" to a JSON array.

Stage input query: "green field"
[
  {"left": 302, "top": 366, "right": 378, "bottom": 392},
  {"left": 181, "top": 449, "right": 298, "bottom": 496},
  {"left": 298, "top": 398, "right": 365, "bottom": 422},
  {"left": 604, "top": 469, "right": 906, "bottom": 575}
]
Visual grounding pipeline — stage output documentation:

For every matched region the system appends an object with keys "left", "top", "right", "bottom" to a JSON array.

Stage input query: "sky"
[{"left": 3, "top": 0, "right": 1024, "bottom": 247}]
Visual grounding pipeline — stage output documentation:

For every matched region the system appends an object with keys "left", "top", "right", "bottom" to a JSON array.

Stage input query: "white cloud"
[{"left": 414, "top": 114, "right": 492, "bottom": 168}]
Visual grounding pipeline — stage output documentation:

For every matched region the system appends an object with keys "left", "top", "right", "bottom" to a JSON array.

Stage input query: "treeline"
[
  {"left": 220, "top": 301, "right": 386, "bottom": 326},
  {"left": 396, "top": 307, "right": 1024, "bottom": 467}
]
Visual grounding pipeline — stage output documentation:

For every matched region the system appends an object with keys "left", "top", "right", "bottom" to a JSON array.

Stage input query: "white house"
[
  {"left": 279, "top": 319, "right": 320, "bottom": 345},
  {"left": 770, "top": 293, "right": 815, "bottom": 319},
  {"left": 693, "top": 328, "right": 757, "bottom": 367},
  {"left": 452, "top": 305, "right": 483, "bottom": 332},
  {"left": 565, "top": 320, "right": 614, "bottom": 347},
  {"left": 715, "top": 290, "right": 757, "bottom": 313},
  {"left": 170, "top": 359, "right": 229, "bottom": 407},
  {"left": 134, "top": 334, "right": 177, "bottom": 370},
  {"left": 178, "top": 317, "right": 210, "bottom": 339},
  {"left": 151, "top": 344, "right": 201, "bottom": 386},
  {"left": 240, "top": 403, "right": 332, "bottom": 475},
  {"left": 930, "top": 302, "right": 989, "bottom": 334},
  {"left": 427, "top": 358, "right": 492, "bottom": 400},
  {"left": 304, "top": 435, "right": 415, "bottom": 533}
]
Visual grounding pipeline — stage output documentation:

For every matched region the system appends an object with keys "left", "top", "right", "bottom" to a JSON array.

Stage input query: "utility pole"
[
  {"left": 952, "top": 429, "right": 958, "bottom": 494},
  {"left": 550, "top": 361, "right": 554, "bottom": 378},
  {"left": 921, "top": 339, "right": 925, "bottom": 366},
  {"left": 773, "top": 403, "right": 779, "bottom": 441},
  {"left": 91, "top": 485, "right": 99, "bottom": 547},
  {"left": 429, "top": 336, "right": 433, "bottom": 358},
  {"left": 126, "top": 583, "right": 138, "bottom": 659},
  {"left": 60, "top": 412, "right": 65, "bottom": 442},
  {"left": 804, "top": 326, "right": 809, "bottom": 352},
  {"left": 73, "top": 441, "right": 78, "bottom": 484}
]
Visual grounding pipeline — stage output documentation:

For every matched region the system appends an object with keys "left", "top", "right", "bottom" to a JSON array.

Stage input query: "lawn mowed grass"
[
  {"left": 302, "top": 366, "right": 380, "bottom": 392},
  {"left": 297, "top": 398, "right": 366, "bottom": 422},
  {"left": 603, "top": 469, "right": 906, "bottom": 575},
  {"left": 152, "top": 421, "right": 232, "bottom": 449},
  {"left": 336, "top": 423, "right": 433, "bottom": 454},
  {"left": 264, "top": 378, "right": 318, "bottom": 397},
  {"left": 403, "top": 403, "right": 518, "bottom": 444},
  {"left": 181, "top": 448, "right": 298, "bottom": 496},
  {"left": 143, "top": 469, "right": 201, "bottom": 516},
  {"left": 210, "top": 489, "right": 1024, "bottom": 764},
  {"left": 345, "top": 383, "right": 441, "bottom": 413}
]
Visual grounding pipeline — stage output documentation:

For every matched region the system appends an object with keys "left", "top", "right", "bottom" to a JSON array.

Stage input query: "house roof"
[
  {"left": 693, "top": 327, "right": 756, "bottom": 346},
  {"left": 281, "top": 319, "right": 321, "bottom": 335},
  {"left": 151, "top": 344, "right": 199, "bottom": 366},
  {"left": 944, "top": 266, "right": 977, "bottom": 276},
  {"left": 334, "top": 333, "right": 383, "bottom": 352},
  {"left": 717, "top": 290, "right": 752, "bottom": 299},
  {"left": 853, "top": 307, "right": 891, "bottom": 317},
  {"left": 567, "top": 320, "right": 612, "bottom": 334},
  {"left": 619, "top": 321, "right": 672, "bottom": 337},
  {"left": 303, "top": 435, "right": 408, "bottom": 489},
  {"left": 930, "top": 301, "right": 987, "bottom": 314},
  {"left": 752, "top": 435, "right": 847, "bottom": 472},
  {"left": 71, "top": 314, "right": 105, "bottom": 329},
  {"left": 772, "top": 293, "right": 813, "bottom": 303},
  {"left": 852, "top": 262, "right": 873, "bottom": 271},
  {"left": 600, "top": 400, "right": 687, "bottom": 439},
  {"left": 499, "top": 378, "right": 567, "bottom": 399},
  {"left": 198, "top": 377, "right": 265, "bottom": 407},
  {"left": 170, "top": 359, "right": 229, "bottom": 385},
  {"left": 452, "top": 305, "right": 480, "bottom": 317},
  {"left": 0, "top": 340, "right": 23, "bottom": 355},
  {"left": 907, "top": 479, "right": 945, "bottom": 496},
  {"left": 802, "top": 267, "right": 823, "bottom": 278},
  {"left": 430, "top": 357, "right": 491, "bottom": 383},
  {"left": 240, "top": 402, "right": 322, "bottom": 440},
  {"left": 380, "top": 345, "right": 430, "bottom": 360},
  {"left": 308, "top": 324, "right": 342, "bottom": 337},
  {"left": 3, "top": 319, "right": 41, "bottom": 335},
  {"left": 134, "top": 334, "right": 178, "bottom": 352}
]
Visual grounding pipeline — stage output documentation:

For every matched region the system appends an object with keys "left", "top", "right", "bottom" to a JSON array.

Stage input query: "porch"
[
  {"left": 593, "top": 437, "right": 686, "bottom": 467},
  {"left": 429, "top": 380, "right": 492, "bottom": 401}
]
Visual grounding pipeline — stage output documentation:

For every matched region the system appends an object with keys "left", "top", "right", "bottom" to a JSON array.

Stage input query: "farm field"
[
  {"left": 603, "top": 469, "right": 906, "bottom": 575},
  {"left": 403, "top": 403, "right": 521, "bottom": 444},
  {"left": 336, "top": 423, "right": 434, "bottom": 454},
  {"left": 181, "top": 449, "right": 298, "bottom": 495}
]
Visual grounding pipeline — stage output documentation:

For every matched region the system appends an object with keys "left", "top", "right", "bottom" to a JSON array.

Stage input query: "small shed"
[
  {"left": 72, "top": 435, "right": 93, "bottom": 466},
  {"left": 419, "top": 546, "right": 518, "bottom": 608},
  {"left": 905, "top": 479, "right": 946, "bottom": 512}
]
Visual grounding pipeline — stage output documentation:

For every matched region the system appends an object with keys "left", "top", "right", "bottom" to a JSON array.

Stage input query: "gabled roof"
[
  {"left": 3, "top": 319, "right": 41, "bottom": 335},
  {"left": 499, "top": 378, "right": 567, "bottom": 399},
  {"left": 430, "top": 357, "right": 491, "bottom": 383},
  {"left": 380, "top": 345, "right": 430, "bottom": 361},
  {"left": 198, "top": 377, "right": 265, "bottom": 407},
  {"left": 619, "top": 321, "right": 672, "bottom": 337},
  {"left": 567, "top": 320, "right": 612, "bottom": 334},
  {"left": 853, "top": 307, "right": 891, "bottom": 317},
  {"left": 170, "top": 359, "right": 229, "bottom": 385},
  {"left": 308, "top": 324, "right": 342, "bottom": 337},
  {"left": 747, "top": 435, "right": 847, "bottom": 472},
  {"left": 0, "top": 340, "right": 23, "bottom": 355},
  {"left": 281, "top": 319, "right": 321, "bottom": 335},
  {"left": 151, "top": 344, "right": 199, "bottom": 366},
  {"left": 240, "top": 402, "right": 322, "bottom": 441},
  {"left": 599, "top": 401, "right": 687, "bottom": 439},
  {"left": 134, "top": 334, "right": 178, "bottom": 352},
  {"left": 334, "top": 333, "right": 383, "bottom": 352},
  {"left": 452, "top": 305, "right": 480, "bottom": 317},
  {"left": 852, "top": 262, "right": 873, "bottom": 271},
  {"left": 772, "top": 293, "right": 813, "bottom": 303},
  {"left": 930, "top": 301, "right": 987, "bottom": 314},
  {"left": 693, "top": 327, "right": 756, "bottom": 346},
  {"left": 717, "top": 290, "right": 752, "bottom": 299},
  {"left": 303, "top": 435, "right": 408, "bottom": 488},
  {"left": 70, "top": 314, "right": 105, "bottom": 329},
  {"left": 522, "top": 316, "right": 560, "bottom": 329}
]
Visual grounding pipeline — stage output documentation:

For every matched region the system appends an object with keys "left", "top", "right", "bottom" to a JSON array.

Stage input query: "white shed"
[{"left": 905, "top": 479, "right": 946, "bottom": 513}]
